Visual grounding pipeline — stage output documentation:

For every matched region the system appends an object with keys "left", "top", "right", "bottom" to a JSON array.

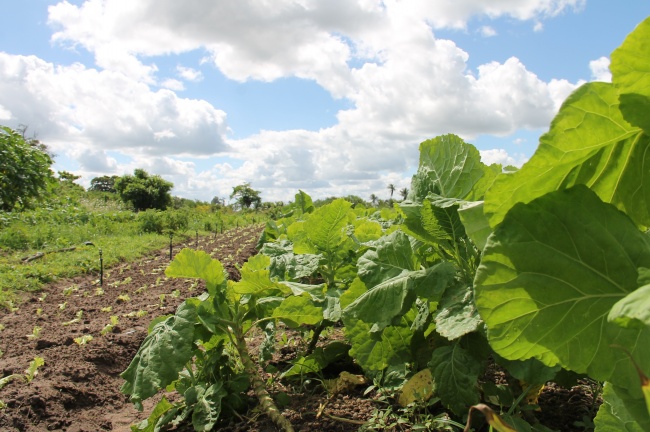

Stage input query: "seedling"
[
  {"left": 38, "top": 293, "right": 47, "bottom": 302},
  {"left": 62, "top": 284, "right": 78, "bottom": 296},
  {"left": 58, "top": 302, "right": 67, "bottom": 311},
  {"left": 101, "top": 306, "right": 113, "bottom": 312},
  {"left": 62, "top": 310, "right": 83, "bottom": 326},
  {"left": 36, "top": 308, "right": 43, "bottom": 316},
  {"left": 101, "top": 315, "right": 120, "bottom": 335},
  {"left": 27, "top": 326, "right": 42, "bottom": 340},
  {"left": 74, "top": 335, "right": 93, "bottom": 346},
  {"left": 117, "top": 293, "right": 131, "bottom": 303},
  {"left": 170, "top": 289, "right": 180, "bottom": 298},
  {"left": 24, "top": 357, "right": 44, "bottom": 383},
  {"left": 0, "top": 324, "right": 4, "bottom": 332},
  {"left": 158, "top": 293, "right": 166, "bottom": 308},
  {"left": 95, "top": 287, "right": 105, "bottom": 296}
]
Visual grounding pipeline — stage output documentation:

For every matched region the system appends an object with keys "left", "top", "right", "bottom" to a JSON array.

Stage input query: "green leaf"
[
  {"left": 292, "top": 199, "right": 353, "bottom": 254},
  {"left": 294, "top": 190, "right": 315, "bottom": 215},
  {"left": 121, "top": 301, "right": 198, "bottom": 404},
  {"left": 340, "top": 277, "right": 367, "bottom": 310},
  {"left": 192, "top": 383, "right": 226, "bottom": 431},
  {"left": 429, "top": 344, "right": 482, "bottom": 416},
  {"left": 166, "top": 249, "right": 226, "bottom": 297},
  {"left": 458, "top": 201, "right": 491, "bottom": 250},
  {"left": 496, "top": 357, "right": 560, "bottom": 387},
  {"left": 475, "top": 186, "right": 650, "bottom": 393},
  {"left": 410, "top": 134, "right": 485, "bottom": 201},
  {"left": 611, "top": 17, "right": 650, "bottom": 133},
  {"left": 353, "top": 219, "right": 384, "bottom": 243},
  {"left": 280, "top": 281, "right": 326, "bottom": 302},
  {"left": 343, "top": 271, "right": 416, "bottom": 332},
  {"left": 272, "top": 295, "right": 323, "bottom": 327},
  {"left": 434, "top": 283, "right": 481, "bottom": 340},
  {"left": 609, "top": 285, "right": 650, "bottom": 329},
  {"left": 130, "top": 396, "right": 174, "bottom": 432},
  {"left": 484, "top": 82, "right": 650, "bottom": 228},
  {"left": 357, "top": 230, "right": 418, "bottom": 288},
  {"left": 594, "top": 384, "right": 647, "bottom": 432},
  {"left": 343, "top": 316, "right": 413, "bottom": 372},
  {"left": 282, "top": 341, "right": 351, "bottom": 378}
]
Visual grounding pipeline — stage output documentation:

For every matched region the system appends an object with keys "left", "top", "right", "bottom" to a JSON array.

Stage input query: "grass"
[{"left": 0, "top": 186, "right": 267, "bottom": 308}]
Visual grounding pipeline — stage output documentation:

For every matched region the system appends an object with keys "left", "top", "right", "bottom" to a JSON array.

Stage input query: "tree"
[
  {"left": 0, "top": 126, "right": 54, "bottom": 211},
  {"left": 387, "top": 183, "right": 395, "bottom": 199},
  {"left": 399, "top": 187, "right": 409, "bottom": 200},
  {"left": 230, "top": 183, "right": 262, "bottom": 210},
  {"left": 114, "top": 168, "right": 173, "bottom": 211},
  {"left": 369, "top": 193, "right": 379, "bottom": 206},
  {"left": 89, "top": 175, "right": 119, "bottom": 193}
]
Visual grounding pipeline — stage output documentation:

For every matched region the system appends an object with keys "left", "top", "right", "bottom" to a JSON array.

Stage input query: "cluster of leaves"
[
  {"left": 123, "top": 17, "right": 650, "bottom": 432},
  {"left": 0, "top": 126, "right": 54, "bottom": 212}
]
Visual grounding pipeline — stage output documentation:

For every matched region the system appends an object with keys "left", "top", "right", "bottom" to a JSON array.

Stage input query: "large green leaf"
[
  {"left": 484, "top": 82, "right": 650, "bottom": 229},
  {"left": 292, "top": 199, "right": 353, "bottom": 254},
  {"left": 410, "top": 134, "right": 485, "bottom": 201},
  {"left": 192, "top": 383, "right": 227, "bottom": 431},
  {"left": 121, "top": 301, "right": 198, "bottom": 405},
  {"left": 272, "top": 295, "right": 323, "bottom": 327},
  {"left": 434, "top": 283, "right": 481, "bottom": 340},
  {"left": 611, "top": 16, "right": 650, "bottom": 133},
  {"left": 294, "top": 190, "right": 315, "bottom": 215},
  {"left": 166, "top": 249, "right": 226, "bottom": 297},
  {"left": 594, "top": 384, "right": 647, "bottom": 432},
  {"left": 343, "top": 316, "right": 413, "bottom": 372},
  {"left": 609, "top": 285, "right": 650, "bottom": 329},
  {"left": 458, "top": 201, "right": 491, "bottom": 250},
  {"left": 357, "top": 230, "right": 418, "bottom": 288},
  {"left": 428, "top": 344, "right": 482, "bottom": 416},
  {"left": 475, "top": 186, "right": 650, "bottom": 393},
  {"left": 343, "top": 271, "right": 416, "bottom": 332}
]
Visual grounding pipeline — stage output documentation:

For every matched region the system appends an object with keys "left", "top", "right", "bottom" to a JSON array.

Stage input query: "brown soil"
[{"left": 0, "top": 224, "right": 600, "bottom": 432}]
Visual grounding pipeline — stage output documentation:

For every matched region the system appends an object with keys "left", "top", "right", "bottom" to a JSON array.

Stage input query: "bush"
[{"left": 137, "top": 210, "right": 165, "bottom": 234}]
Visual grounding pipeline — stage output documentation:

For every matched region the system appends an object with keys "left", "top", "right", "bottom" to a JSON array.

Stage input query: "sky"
[{"left": 1, "top": 1, "right": 649, "bottom": 204}]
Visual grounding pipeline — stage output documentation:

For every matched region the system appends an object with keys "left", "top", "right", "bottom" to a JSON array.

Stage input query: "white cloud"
[
  {"left": 589, "top": 56, "right": 612, "bottom": 82},
  {"left": 177, "top": 66, "right": 203, "bottom": 82},
  {"left": 0, "top": 103, "right": 11, "bottom": 120},
  {"left": 479, "top": 26, "right": 497, "bottom": 37},
  {"left": 160, "top": 78, "right": 185, "bottom": 91},
  {"left": 480, "top": 149, "right": 528, "bottom": 167},
  {"left": 0, "top": 53, "right": 231, "bottom": 158},
  {"left": 4, "top": 0, "right": 588, "bottom": 202}
]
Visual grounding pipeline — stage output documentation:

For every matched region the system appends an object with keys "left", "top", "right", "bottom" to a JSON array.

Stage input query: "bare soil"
[{"left": 0, "top": 224, "right": 600, "bottom": 432}]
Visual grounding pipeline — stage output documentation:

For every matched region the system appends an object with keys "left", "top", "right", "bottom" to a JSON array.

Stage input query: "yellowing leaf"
[
  {"left": 465, "top": 404, "right": 516, "bottom": 432},
  {"left": 398, "top": 368, "right": 435, "bottom": 407}
]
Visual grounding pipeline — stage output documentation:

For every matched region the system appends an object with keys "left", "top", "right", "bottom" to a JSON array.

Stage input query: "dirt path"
[{"left": 0, "top": 225, "right": 263, "bottom": 432}]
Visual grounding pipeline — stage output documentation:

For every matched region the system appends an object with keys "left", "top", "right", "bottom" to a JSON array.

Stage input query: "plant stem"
[
  {"left": 305, "top": 321, "right": 328, "bottom": 356},
  {"left": 232, "top": 326, "right": 295, "bottom": 432}
]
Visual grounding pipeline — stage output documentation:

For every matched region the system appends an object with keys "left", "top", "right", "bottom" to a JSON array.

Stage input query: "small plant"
[
  {"left": 58, "top": 302, "right": 67, "bottom": 311},
  {"left": 62, "top": 284, "right": 78, "bottom": 296},
  {"left": 74, "top": 335, "right": 93, "bottom": 346},
  {"left": 101, "top": 306, "right": 112, "bottom": 312},
  {"left": 170, "top": 289, "right": 180, "bottom": 298},
  {"left": 27, "top": 326, "right": 42, "bottom": 340},
  {"left": 101, "top": 315, "right": 119, "bottom": 335},
  {"left": 158, "top": 293, "right": 166, "bottom": 308},
  {"left": 117, "top": 293, "right": 131, "bottom": 303},
  {"left": 95, "top": 287, "right": 105, "bottom": 296},
  {"left": 62, "top": 310, "right": 83, "bottom": 326}
]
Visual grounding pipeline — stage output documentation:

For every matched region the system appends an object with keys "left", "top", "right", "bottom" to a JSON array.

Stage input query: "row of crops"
[{"left": 120, "top": 17, "right": 650, "bottom": 432}]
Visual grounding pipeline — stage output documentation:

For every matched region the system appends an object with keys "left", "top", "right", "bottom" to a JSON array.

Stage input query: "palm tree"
[
  {"left": 399, "top": 187, "right": 409, "bottom": 201},
  {"left": 387, "top": 183, "right": 395, "bottom": 199},
  {"left": 369, "top": 193, "right": 379, "bottom": 206}
]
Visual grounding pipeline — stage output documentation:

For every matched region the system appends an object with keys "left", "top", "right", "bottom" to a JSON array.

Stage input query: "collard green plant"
[{"left": 475, "top": 16, "right": 650, "bottom": 430}]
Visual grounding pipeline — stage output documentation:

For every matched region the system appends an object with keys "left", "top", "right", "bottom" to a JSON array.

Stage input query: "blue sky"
[{"left": 1, "top": 0, "right": 648, "bottom": 202}]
